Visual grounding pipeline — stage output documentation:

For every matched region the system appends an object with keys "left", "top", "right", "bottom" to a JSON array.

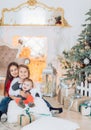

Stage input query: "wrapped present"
[
  {"left": 17, "top": 113, "right": 35, "bottom": 127},
  {"left": 64, "top": 95, "right": 91, "bottom": 112},
  {"left": 57, "top": 87, "right": 75, "bottom": 105},
  {"left": 80, "top": 104, "right": 91, "bottom": 116},
  {"left": 61, "top": 87, "right": 75, "bottom": 97}
]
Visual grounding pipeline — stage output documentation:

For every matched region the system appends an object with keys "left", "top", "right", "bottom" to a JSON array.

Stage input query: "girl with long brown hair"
[{"left": 0, "top": 62, "right": 19, "bottom": 122}]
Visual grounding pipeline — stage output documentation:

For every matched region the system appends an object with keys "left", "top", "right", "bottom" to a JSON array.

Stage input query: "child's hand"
[
  {"left": 25, "top": 92, "right": 30, "bottom": 96},
  {"left": 10, "top": 96, "right": 21, "bottom": 100},
  {"left": 19, "top": 79, "right": 23, "bottom": 84},
  {"left": 20, "top": 90, "right": 27, "bottom": 98}
]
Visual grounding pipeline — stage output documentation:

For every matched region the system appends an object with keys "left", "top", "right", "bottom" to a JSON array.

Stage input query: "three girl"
[
  {"left": 0, "top": 62, "right": 63, "bottom": 122},
  {"left": 9, "top": 64, "right": 63, "bottom": 115}
]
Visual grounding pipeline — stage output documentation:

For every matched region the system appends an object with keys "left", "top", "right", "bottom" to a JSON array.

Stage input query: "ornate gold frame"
[{"left": 0, "top": 0, "right": 69, "bottom": 26}]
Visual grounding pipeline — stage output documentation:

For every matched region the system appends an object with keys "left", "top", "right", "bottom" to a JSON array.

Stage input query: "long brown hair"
[{"left": 4, "top": 62, "right": 19, "bottom": 95}]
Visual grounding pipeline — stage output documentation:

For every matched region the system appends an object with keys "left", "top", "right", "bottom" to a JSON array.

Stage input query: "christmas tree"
[{"left": 59, "top": 9, "right": 91, "bottom": 84}]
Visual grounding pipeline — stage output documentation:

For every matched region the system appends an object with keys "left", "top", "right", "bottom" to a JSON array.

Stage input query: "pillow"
[{"left": 21, "top": 116, "right": 79, "bottom": 130}]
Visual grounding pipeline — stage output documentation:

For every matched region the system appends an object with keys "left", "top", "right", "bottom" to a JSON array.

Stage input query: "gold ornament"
[
  {"left": 87, "top": 74, "right": 91, "bottom": 82},
  {"left": 85, "top": 45, "right": 90, "bottom": 50},
  {"left": 27, "top": 0, "right": 37, "bottom": 6},
  {"left": 80, "top": 49, "right": 84, "bottom": 53},
  {"left": 84, "top": 42, "right": 89, "bottom": 45}
]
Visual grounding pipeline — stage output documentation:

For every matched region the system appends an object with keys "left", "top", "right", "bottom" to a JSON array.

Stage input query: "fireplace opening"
[{"left": 13, "top": 36, "right": 47, "bottom": 82}]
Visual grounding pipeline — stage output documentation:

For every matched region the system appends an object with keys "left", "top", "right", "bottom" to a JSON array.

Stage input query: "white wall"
[
  {"left": 0, "top": 0, "right": 91, "bottom": 64},
  {"left": 0, "top": 26, "right": 64, "bottom": 64}
]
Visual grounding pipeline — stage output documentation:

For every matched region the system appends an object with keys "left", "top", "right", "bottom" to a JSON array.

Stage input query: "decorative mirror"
[{"left": 0, "top": 0, "right": 69, "bottom": 26}]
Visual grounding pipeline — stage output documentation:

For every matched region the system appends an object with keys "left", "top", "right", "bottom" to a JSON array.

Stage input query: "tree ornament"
[
  {"left": 87, "top": 73, "right": 91, "bottom": 83},
  {"left": 85, "top": 45, "right": 90, "bottom": 50},
  {"left": 80, "top": 49, "right": 84, "bottom": 53},
  {"left": 83, "top": 58, "right": 90, "bottom": 65},
  {"left": 84, "top": 41, "right": 89, "bottom": 45}
]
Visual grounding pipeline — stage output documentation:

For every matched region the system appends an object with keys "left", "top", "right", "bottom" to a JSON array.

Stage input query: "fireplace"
[{"left": 13, "top": 36, "right": 47, "bottom": 82}]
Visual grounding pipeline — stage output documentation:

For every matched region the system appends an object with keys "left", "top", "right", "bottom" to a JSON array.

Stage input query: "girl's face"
[
  {"left": 10, "top": 65, "right": 18, "bottom": 78},
  {"left": 19, "top": 67, "right": 29, "bottom": 80},
  {"left": 22, "top": 81, "right": 32, "bottom": 92}
]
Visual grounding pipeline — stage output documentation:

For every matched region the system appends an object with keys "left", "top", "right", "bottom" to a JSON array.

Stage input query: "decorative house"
[{"left": 42, "top": 63, "right": 57, "bottom": 97}]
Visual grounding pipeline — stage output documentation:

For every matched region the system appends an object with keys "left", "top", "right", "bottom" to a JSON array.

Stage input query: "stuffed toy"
[{"left": 55, "top": 16, "right": 62, "bottom": 25}]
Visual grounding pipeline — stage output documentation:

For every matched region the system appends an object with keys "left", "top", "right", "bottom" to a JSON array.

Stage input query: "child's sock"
[{"left": 18, "top": 99, "right": 25, "bottom": 108}]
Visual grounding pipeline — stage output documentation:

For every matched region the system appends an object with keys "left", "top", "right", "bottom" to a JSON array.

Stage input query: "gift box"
[
  {"left": 57, "top": 87, "right": 75, "bottom": 105},
  {"left": 17, "top": 113, "right": 35, "bottom": 126},
  {"left": 80, "top": 104, "right": 91, "bottom": 116},
  {"left": 57, "top": 78, "right": 76, "bottom": 105},
  {"left": 64, "top": 95, "right": 91, "bottom": 112}
]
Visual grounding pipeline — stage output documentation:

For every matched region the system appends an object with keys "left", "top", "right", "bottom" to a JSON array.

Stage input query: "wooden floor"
[{"left": 0, "top": 96, "right": 91, "bottom": 130}]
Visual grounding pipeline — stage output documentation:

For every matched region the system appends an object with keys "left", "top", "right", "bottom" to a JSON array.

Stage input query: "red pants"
[{"left": 15, "top": 95, "right": 34, "bottom": 105}]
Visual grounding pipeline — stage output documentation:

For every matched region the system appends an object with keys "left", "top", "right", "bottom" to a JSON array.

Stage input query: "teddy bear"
[{"left": 55, "top": 16, "right": 62, "bottom": 25}]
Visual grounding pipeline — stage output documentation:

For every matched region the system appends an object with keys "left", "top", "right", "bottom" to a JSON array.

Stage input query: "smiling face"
[
  {"left": 22, "top": 80, "right": 33, "bottom": 92},
  {"left": 10, "top": 65, "right": 18, "bottom": 78},
  {"left": 19, "top": 67, "right": 29, "bottom": 80}
]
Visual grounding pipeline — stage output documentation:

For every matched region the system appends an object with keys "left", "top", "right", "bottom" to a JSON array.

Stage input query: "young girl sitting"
[
  {"left": 8, "top": 64, "right": 62, "bottom": 123},
  {"left": 0, "top": 62, "right": 19, "bottom": 122}
]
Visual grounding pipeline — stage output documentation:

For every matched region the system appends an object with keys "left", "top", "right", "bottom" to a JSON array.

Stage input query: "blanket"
[
  {"left": 7, "top": 97, "right": 52, "bottom": 123},
  {"left": 21, "top": 116, "right": 80, "bottom": 130}
]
